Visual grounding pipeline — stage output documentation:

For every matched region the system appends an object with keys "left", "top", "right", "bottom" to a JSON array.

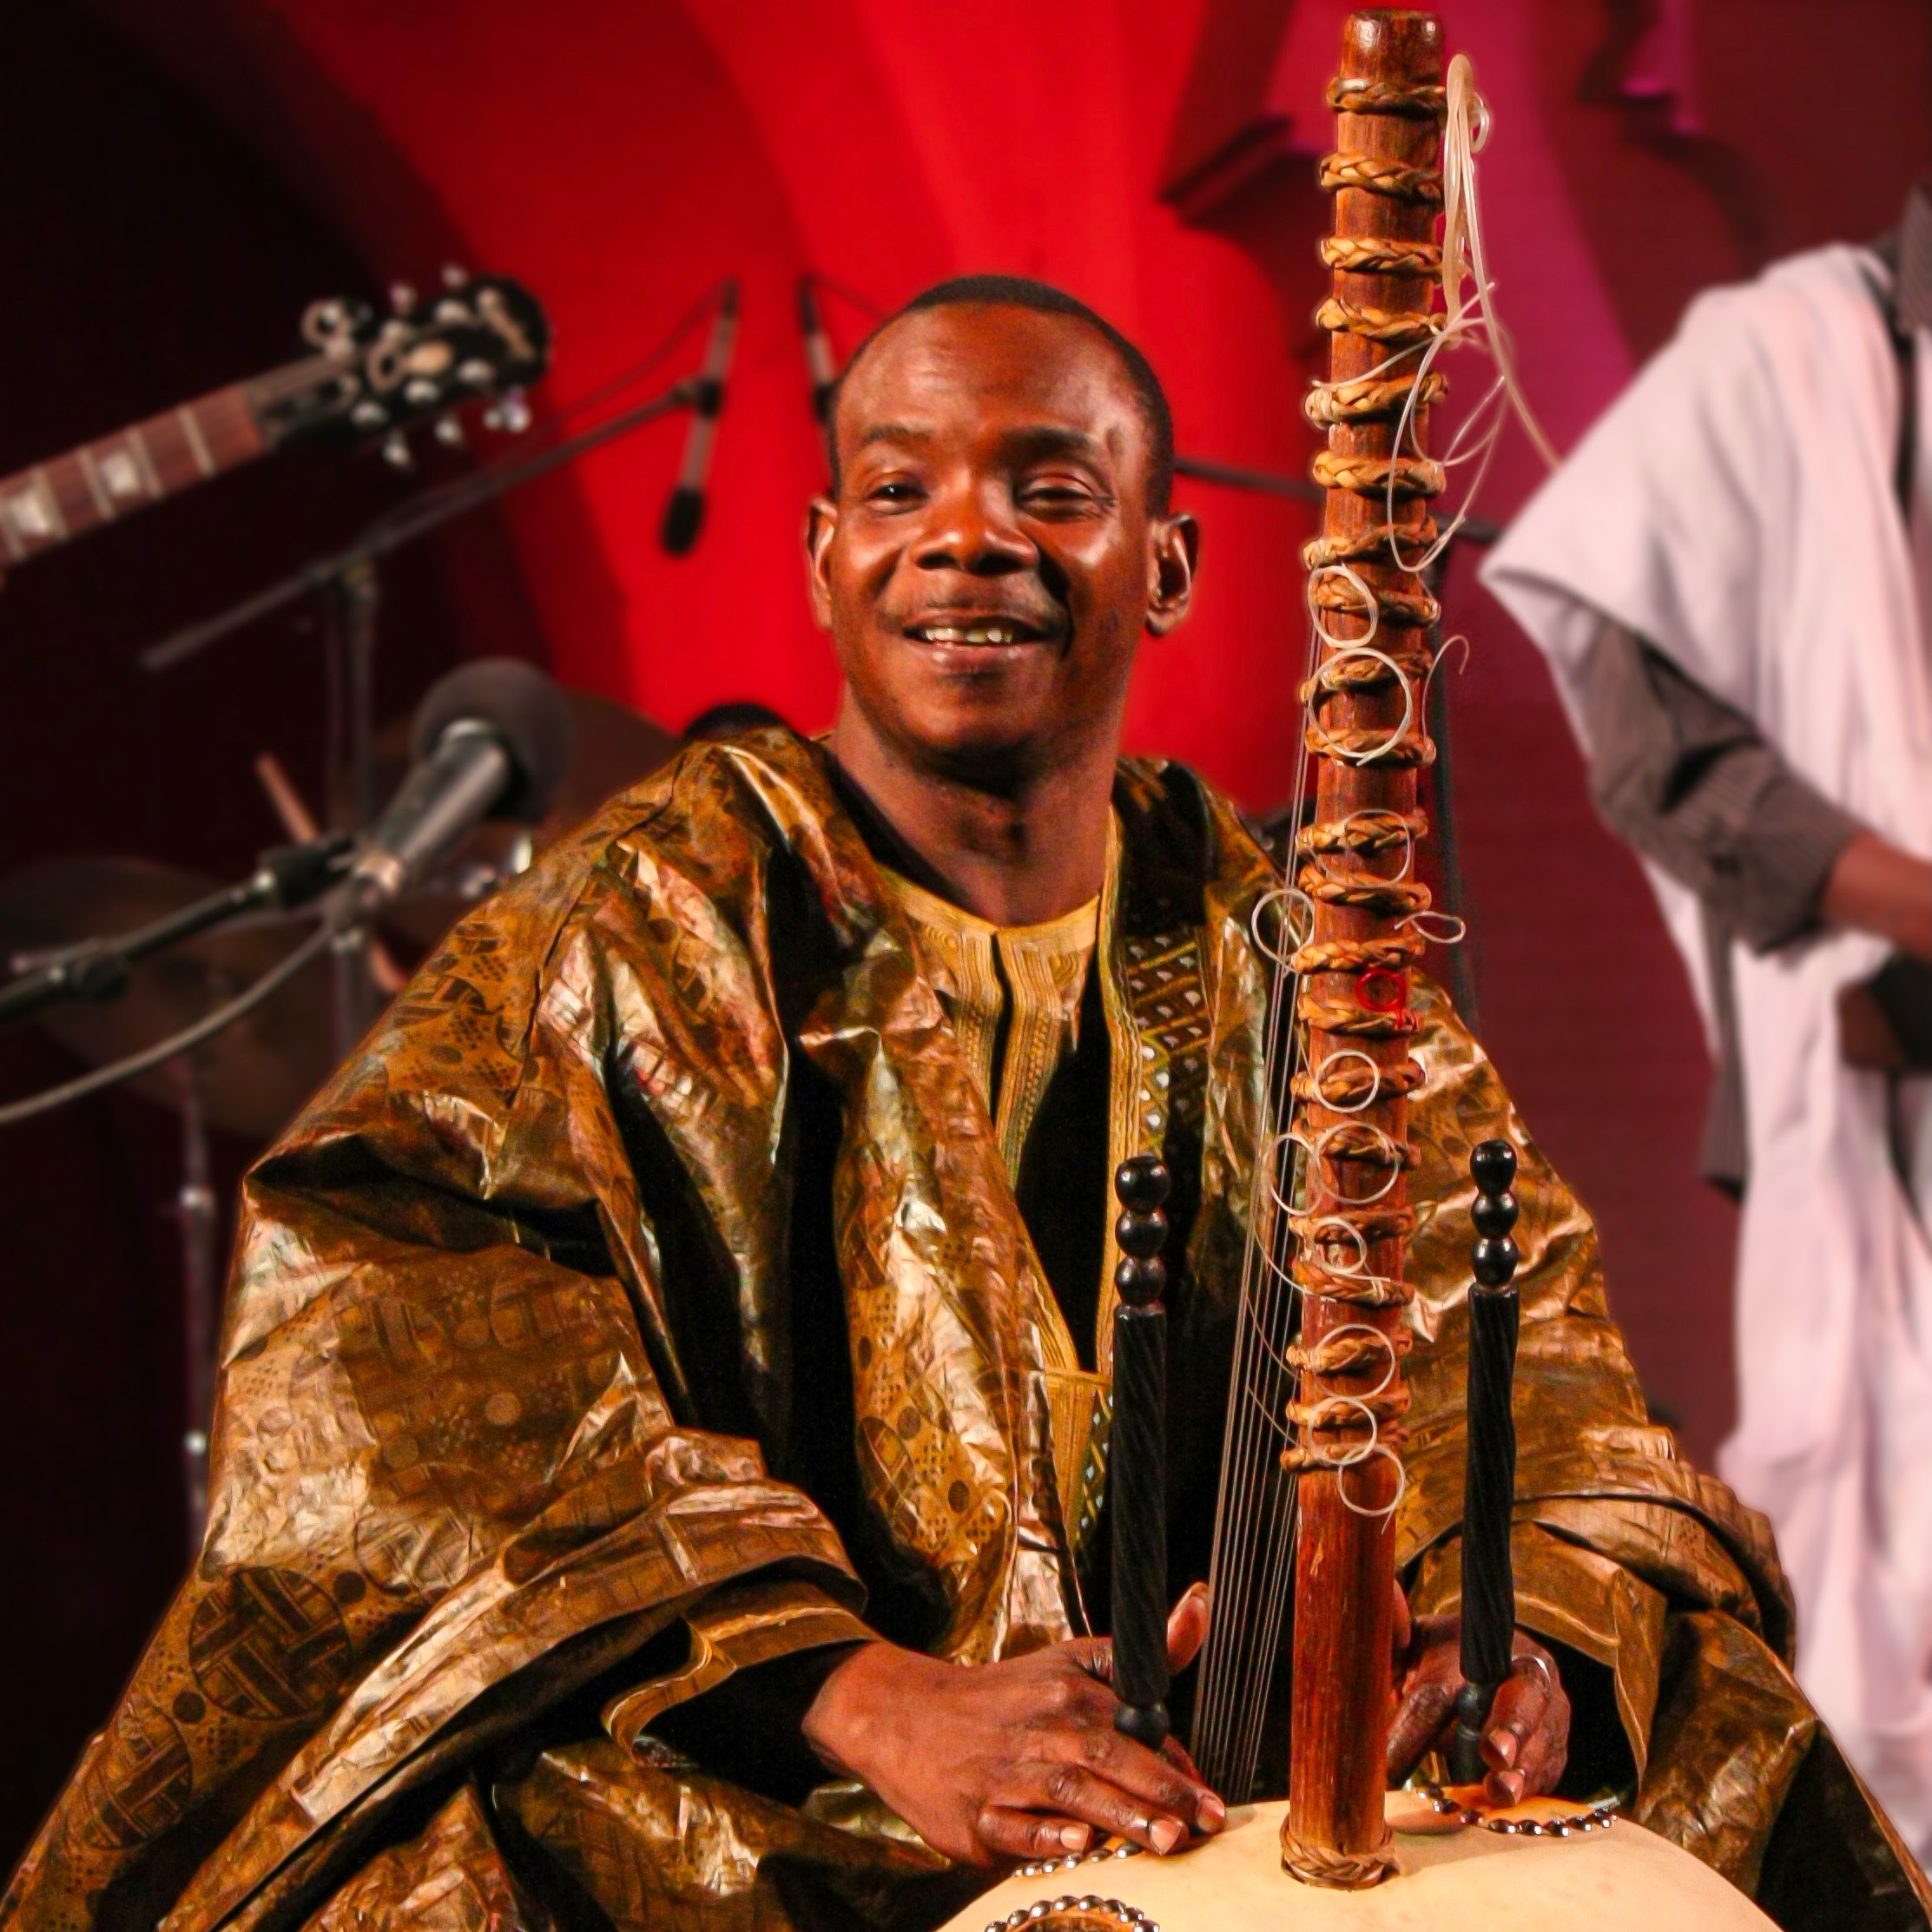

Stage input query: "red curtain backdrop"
[{"left": 1, "top": 0, "right": 1923, "bottom": 1863}]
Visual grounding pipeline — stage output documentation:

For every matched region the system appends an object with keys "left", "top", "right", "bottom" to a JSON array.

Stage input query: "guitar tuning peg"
[
  {"left": 388, "top": 280, "right": 418, "bottom": 314},
  {"left": 441, "top": 263, "right": 468, "bottom": 289},
  {"left": 381, "top": 432, "right": 414, "bottom": 471},
  {"left": 433, "top": 413, "right": 467, "bottom": 449}
]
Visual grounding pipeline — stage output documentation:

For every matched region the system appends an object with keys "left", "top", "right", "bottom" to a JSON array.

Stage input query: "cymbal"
[
  {"left": 539, "top": 689, "right": 680, "bottom": 838},
  {"left": 0, "top": 857, "right": 337, "bottom": 1140},
  {"left": 0, "top": 691, "right": 680, "bottom": 1135}
]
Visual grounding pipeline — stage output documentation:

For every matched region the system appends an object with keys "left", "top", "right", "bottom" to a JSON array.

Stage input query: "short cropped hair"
[{"left": 827, "top": 274, "right": 1174, "bottom": 514}]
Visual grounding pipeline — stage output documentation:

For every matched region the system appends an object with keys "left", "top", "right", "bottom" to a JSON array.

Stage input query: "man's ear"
[
  {"left": 804, "top": 496, "right": 839, "bottom": 630},
  {"left": 1144, "top": 511, "right": 1200, "bottom": 636}
]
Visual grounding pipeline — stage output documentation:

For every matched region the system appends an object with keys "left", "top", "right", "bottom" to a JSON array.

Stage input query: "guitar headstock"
[{"left": 251, "top": 271, "right": 551, "bottom": 455}]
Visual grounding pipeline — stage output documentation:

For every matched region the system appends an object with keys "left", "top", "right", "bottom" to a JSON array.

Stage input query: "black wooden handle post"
[
  {"left": 1111, "top": 1154, "right": 1172, "bottom": 1749},
  {"left": 1449, "top": 1138, "right": 1521, "bottom": 1786}
]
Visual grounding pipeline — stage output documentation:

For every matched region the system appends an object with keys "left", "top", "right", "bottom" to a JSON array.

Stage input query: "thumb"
[
  {"left": 1166, "top": 1582, "right": 1212, "bottom": 1672},
  {"left": 1389, "top": 1577, "right": 1413, "bottom": 1678}
]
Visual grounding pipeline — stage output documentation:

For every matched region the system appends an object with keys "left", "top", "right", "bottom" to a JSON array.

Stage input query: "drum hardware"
[
  {"left": 254, "top": 752, "right": 408, "bottom": 995},
  {"left": 169, "top": 1052, "right": 219, "bottom": 1547},
  {"left": 0, "top": 850, "right": 347, "bottom": 1546},
  {"left": 981, "top": 1896, "right": 1158, "bottom": 1932},
  {"left": 0, "top": 652, "right": 583, "bottom": 1544},
  {"left": 0, "top": 659, "right": 661, "bottom": 1546},
  {"left": 1403, "top": 1783, "right": 1619, "bottom": 1838},
  {"left": 1014, "top": 1845, "right": 1144, "bottom": 1881},
  {"left": 0, "top": 836, "right": 351, "bottom": 1039},
  {"left": 325, "top": 557, "right": 386, "bottom": 1053},
  {"left": 0, "top": 684, "right": 676, "bottom": 1112},
  {"left": 133, "top": 363, "right": 691, "bottom": 1052},
  {"left": 137, "top": 373, "right": 702, "bottom": 678}
]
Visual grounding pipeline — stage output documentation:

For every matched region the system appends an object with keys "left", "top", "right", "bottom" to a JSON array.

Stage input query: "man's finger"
[
  {"left": 1507, "top": 1677, "right": 1569, "bottom": 1799},
  {"left": 1386, "top": 1671, "right": 1457, "bottom": 1782},
  {"left": 1165, "top": 1582, "right": 1211, "bottom": 1672},
  {"left": 1503, "top": 1724, "right": 1559, "bottom": 1804},
  {"left": 992, "top": 1761, "right": 1195, "bottom": 1856},
  {"left": 1479, "top": 1666, "right": 1549, "bottom": 1777},
  {"left": 975, "top": 1807, "right": 1093, "bottom": 1866},
  {"left": 1011, "top": 1723, "right": 1220, "bottom": 1830}
]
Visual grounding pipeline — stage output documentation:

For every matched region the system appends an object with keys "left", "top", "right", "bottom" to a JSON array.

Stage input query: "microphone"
[
  {"left": 660, "top": 280, "right": 739, "bottom": 556},
  {"left": 331, "top": 657, "right": 575, "bottom": 924},
  {"left": 797, "top": 276, "right": 837, "bottom": 458}
]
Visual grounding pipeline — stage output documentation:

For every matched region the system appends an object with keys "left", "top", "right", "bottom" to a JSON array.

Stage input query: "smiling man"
[{"left": 7, "top": 279, "right": 1922, "bottom": 1932}]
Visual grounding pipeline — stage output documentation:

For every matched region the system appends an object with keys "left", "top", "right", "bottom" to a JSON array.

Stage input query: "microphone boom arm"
[{"left": 141, "top": 380, "right": 697, "bottom": 675}]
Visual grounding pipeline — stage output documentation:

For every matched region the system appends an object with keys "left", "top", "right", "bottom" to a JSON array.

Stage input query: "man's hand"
[
  {"left": 1822, "top": 831, "right": 1932, "bottom": 961},
  {"left": 1387, "top": 1600, "right": 1570, "bottom": 1808},
  {"left": 802, "top": 1585, "right": 1223, "bottom": 1867}
]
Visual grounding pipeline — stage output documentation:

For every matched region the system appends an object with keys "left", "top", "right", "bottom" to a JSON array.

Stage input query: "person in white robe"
[{"left": 1482, "top": 181, "right": 1932, "bottom": 1864}]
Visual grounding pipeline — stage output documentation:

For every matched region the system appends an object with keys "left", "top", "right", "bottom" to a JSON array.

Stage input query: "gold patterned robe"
[{"left": 5, "top": 730, "right": 1926, "bottom": 1932}]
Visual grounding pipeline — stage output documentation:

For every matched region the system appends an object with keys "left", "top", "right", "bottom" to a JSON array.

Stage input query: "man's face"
[{"left": 808, "top": 304, "right": 1197, "bottom": 788}]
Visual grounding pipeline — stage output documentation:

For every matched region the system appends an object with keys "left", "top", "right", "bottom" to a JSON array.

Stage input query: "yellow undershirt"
[
  {"left": 881, "top": 821, "right": 1124, "bottom": 1574},
  {"left": 882, "top": 874, "right": 1100, "bottom": 1187}
]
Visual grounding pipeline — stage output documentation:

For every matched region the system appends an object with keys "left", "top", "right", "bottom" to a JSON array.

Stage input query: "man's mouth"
[{"left": 903, "top": 616, "right": 1056, "bottom": 646}]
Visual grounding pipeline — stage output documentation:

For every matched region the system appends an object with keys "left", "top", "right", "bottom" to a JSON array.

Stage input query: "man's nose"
[{"left": 914, "top": 480, "right": 1034, "bottom": 576}]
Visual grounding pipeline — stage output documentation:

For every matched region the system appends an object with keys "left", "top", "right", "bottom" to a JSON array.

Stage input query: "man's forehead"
[{"left": 838, "top": 304, "right": 1143, "bottom": 437}]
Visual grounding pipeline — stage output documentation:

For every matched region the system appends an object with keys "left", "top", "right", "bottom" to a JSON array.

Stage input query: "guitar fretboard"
[{"left": 0, "top": 385, "right": 264, "bottom": 564}]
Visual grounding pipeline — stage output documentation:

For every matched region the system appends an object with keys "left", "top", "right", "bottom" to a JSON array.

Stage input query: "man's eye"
[
  {"left": 1021, "top": 480, "right": 1100, "bottom": 510},
  {"left": 867, "top": 479, "right": 922, "bottom": 504}
]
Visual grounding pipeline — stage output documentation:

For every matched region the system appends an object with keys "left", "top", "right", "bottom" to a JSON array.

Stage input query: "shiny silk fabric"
[{"left": 5, "top": 732, "right": 1924, "bottom": 1932}]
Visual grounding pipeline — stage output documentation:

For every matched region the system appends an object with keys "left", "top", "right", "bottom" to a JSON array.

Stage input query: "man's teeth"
[{"left": 916, "top": 624, "right": 1021, "bottom": 644}]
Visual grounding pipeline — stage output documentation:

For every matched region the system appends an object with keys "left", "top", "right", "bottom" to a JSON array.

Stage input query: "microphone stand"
[
  {"left": 0, "top": 836, "right": 351, "bottom": 1032},
  {"left": 138, "top": 379, "right": 696, "bottom": 677},
  {"left": 133, "top": 377, "right": 693, "bottom": 1054},
  {"left": 0, "top": 834, "right": 350, "bottom": 1554},
  {"left": 326, "top": 559, "right": 384, "bottom": 1053},
  {"left": 170, "top": 1052, "right": 218, "bottom": 1551}
]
